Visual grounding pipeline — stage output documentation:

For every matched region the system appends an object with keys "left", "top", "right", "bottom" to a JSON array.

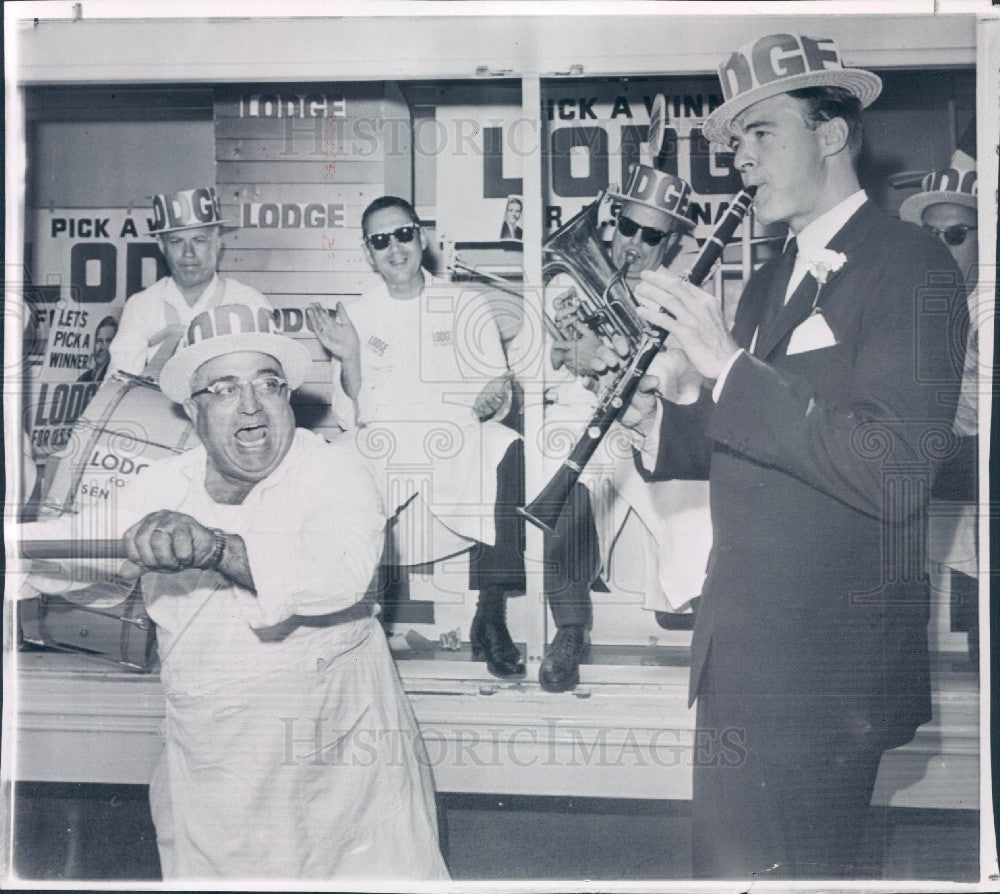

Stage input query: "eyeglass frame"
[
  {"left": 923, "top": 223, "right": 977, "bottom": 247},
  {"left": 190, "top": 373, "right": 289, "bottom": 401},
  {"left": 364, "top": 224, "right": 421, "bottom": 251},
  {"left": 615, "top": 213, "right": 673, "bottom": 247}
]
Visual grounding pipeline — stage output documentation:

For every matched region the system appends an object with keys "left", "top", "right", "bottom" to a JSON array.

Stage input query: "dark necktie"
[{"left": 753, "top": 236, "right": 798, "bottom": 358}]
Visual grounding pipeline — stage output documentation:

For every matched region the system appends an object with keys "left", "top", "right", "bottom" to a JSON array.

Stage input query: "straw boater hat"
[
  {"left": 702, "top": 34, "right": 882, "bottom": 145},
  {"left": 148, "top": 186, "right": 234, "bottom": 234},
  {"left": 159, "top": 303, "right": 311, "bottom": 403},
  {"left": 606, "top": 166, "right": 695, "bottom": 231},
  {"left": 899, "top": 156, "right": 978, "bottom": 224}
]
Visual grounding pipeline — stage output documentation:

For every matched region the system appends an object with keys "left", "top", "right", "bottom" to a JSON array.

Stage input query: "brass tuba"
[{"left": 542, "top": 199, "right": 647, "bottom": 352}]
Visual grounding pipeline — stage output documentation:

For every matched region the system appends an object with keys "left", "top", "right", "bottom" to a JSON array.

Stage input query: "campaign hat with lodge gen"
[
  {"left": 899, "top": 156, "right": 978, "bottom": 224},
  {"left": 159, "top": 303, "right": 312, "bottom": 403},
  {"left": 606, "top": 165, "right": 695, "bottom": 231},
  {"left": 149, "top": 186, "right": 234, "bottom": 234},
  {"left": 702, "top": 34, "right": 882, "bottom": 145}
]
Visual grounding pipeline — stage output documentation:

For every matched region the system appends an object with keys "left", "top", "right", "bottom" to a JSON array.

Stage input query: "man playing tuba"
[{"left": 538, "top": 164, "right": 711, "bottom": 692}]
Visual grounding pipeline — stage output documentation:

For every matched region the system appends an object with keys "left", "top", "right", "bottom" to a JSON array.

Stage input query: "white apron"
[{"left": 331, "top": 273, "right": 519, "bottom": 564}]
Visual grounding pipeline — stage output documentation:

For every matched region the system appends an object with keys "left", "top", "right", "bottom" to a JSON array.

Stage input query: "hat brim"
[
  {"left": 702, "top": 68, "right": 882, "bottom": 145},
  {"left": 150, "top": 219, "right": 237, "bottom": 235},
  {"left": 159, "top": 331, "right": 312, "bottom": 403},
  {"left": 899, "top": 190, "right": 977, "bottom": 224},
  {"left": 605, "top": 191, "right": 695, "bottom": 230}
]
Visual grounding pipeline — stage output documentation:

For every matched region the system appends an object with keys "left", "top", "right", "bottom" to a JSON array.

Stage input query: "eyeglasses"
[
  {"left": 617, "top": 215, "right": 671, "bottom": 247},
  {"left": 365, "top": 224, "right": 420, "bottom": 251},
  {"left": 924, "top": 224, "right": 977, "bottom": 247},
  {"left": 191, "top": 374, "right": 288, "bottom": 401}
]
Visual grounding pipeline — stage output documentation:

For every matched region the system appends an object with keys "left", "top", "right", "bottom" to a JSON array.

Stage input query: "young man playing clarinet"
[{"left": 626, "top": 33, "right": 967, "bottom": 878}]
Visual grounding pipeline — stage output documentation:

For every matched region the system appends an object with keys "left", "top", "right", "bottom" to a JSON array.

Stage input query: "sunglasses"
[
  {"left": 365, "top": 224, "right": 420, "bottom": 251},
  {"left": 191, "top": 374, "right": 287, "bottom": 401},
  {"left": 924, "top": 223, "right": 977, "bottom": 247},
  {"left": 617, "top": 215, "right": 671, "bottom": 247}
]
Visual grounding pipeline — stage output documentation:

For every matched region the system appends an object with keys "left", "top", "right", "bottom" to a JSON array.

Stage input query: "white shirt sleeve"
[
  {"left": 109, "top": 285, "right": 160, "bottom": 377},
  {"left": 711, "top": 348, "right": 746, "bottom": 402},
  {"left": 237, "top": 446, "right": 385, "bottom": 628}
]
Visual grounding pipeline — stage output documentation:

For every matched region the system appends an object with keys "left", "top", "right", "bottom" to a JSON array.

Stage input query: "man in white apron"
[
  {"left": 109, "top": 186, "right": 273, "bottom": 380},
  {"left": 306, "top": 196, "right": 525, "bottom": 679},
  {"left": 22, "top": 304, "right": 449, "bottom": 881}
]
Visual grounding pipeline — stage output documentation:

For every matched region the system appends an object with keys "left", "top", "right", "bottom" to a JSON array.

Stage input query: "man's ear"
[
  {"left": 182, "top": 399, "right": 199, "bottom": 424},
  {"left": 817, "top": 117, "right": 850, "bottom": 157},
  {"left": 362, "top": 241, "right": 376, "bottom": 271}
]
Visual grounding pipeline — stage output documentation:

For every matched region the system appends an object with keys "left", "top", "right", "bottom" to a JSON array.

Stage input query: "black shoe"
[
  {"left": 539, "top": 625, "right": 589, "bottom": 692},
  {"left": 470, "top": 590, "right": 525, "bottom": 678},
  {"left": 655, "top": 597, "right": 700, "bottom": 631}
]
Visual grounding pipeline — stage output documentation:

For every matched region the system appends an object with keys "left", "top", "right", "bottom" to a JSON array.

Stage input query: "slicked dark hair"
[
  {"left": 787, "top": 86, "right": 864, "bottom": 163},
  {"left": 96, "top": 315, "right": 119, "bottom": 333},
  {"left": 361, "top": 195, "right": 420, "bottom": 236}
]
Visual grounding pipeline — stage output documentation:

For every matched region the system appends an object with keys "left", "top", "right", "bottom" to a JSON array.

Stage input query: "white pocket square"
[{"left": 786, "top": 313, "right": 838, "bottom": 355}]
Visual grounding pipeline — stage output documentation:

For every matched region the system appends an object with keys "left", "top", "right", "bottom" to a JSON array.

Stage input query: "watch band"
[{"left": 203, "top": 529, "right": 227, "bottom": 570}]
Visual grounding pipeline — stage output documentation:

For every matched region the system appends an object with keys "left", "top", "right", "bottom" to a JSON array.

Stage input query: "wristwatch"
[{"left": 202, "top": 529, "right": 228, "bottom": 570}]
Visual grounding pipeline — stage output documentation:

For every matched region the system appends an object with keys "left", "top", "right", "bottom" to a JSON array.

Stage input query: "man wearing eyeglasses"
[
  {"left": 539, "top": 165, "right": 708, "bottom": 693},
  {"left": 900, "top": 143, "right": 980, "bottom": 663},
  {"left": 306, "top": 196, "right": 525, "bottom": 679},
  {"left": 20, "top": 303, "right": 449, "bottom": 881}
]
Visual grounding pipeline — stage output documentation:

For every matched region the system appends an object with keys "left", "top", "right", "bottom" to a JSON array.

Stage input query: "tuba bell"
[{"left": 542, "top": 198, "right": 648, "bottom": 352}]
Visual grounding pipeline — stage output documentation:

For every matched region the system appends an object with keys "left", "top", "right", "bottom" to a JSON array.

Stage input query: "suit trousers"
[{"left": 692, "top": 652, "right": 887, "bottom": 880}]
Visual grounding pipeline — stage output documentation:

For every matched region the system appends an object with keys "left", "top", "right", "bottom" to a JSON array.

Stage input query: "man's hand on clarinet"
[
  {"left": 123, "top": 510, "right": 222, "bottom": 574},
  {"left": 306, "top": 302, "right": 360, "bottom": 364},
  {"left": 634, "top": 269, "right": 738, "bottom": 381}
]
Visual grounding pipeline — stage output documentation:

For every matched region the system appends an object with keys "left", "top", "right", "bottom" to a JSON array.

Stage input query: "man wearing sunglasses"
[
  {"left": 21, "top": 303, "right": 449, "bottom": 880},
  {"left": 900, "top": 143, "right": 981, "bottom": 663},
  {"left": 540, "top": 165, "right": 706, "bottom": 693},
  {"left": 307, "top": 196, "right": 525, "bottom": 679}
]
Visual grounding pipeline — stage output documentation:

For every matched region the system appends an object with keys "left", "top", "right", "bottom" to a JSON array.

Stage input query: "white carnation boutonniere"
[{"left": 802, "top": 249, "right": 847, "bottom": 312}]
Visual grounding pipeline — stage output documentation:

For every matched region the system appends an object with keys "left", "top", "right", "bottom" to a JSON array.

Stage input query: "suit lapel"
[{"left": 755, "top": 200, "right": 880, "bottom": 360}]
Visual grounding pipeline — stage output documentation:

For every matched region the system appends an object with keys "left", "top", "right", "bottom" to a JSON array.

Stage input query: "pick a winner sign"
[{"left": 29, "top": 208, "right": 166, "bottom": 457}]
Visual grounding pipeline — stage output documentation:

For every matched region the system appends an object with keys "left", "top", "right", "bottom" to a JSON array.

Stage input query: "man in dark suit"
[{"left": 626, "top": 33, "right": 968, "bottom": 879}]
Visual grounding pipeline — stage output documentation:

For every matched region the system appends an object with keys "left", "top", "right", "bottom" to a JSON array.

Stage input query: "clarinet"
[{"left": 520, "top": 187, "right": 756, "bottom": 534}]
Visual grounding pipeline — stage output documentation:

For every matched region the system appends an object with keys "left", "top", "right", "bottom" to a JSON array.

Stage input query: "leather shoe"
[
  {"left": 539, "top": 625, "right": 589, "bottom": 692},
  {"left": 470, "top": 590, "right": 525, "bottom": 678}
]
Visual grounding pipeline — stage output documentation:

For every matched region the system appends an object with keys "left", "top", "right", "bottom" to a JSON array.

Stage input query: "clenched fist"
[{"left": 123, "top": 510, "right": 222, "bottom": 574}]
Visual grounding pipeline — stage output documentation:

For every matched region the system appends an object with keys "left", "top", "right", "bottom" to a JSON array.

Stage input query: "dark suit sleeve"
[
  {"left": 636, "top": 388, "right": 716, "bottom": 481},
  {"left": 708, "top": 233, "right": 966, "bottom": 521}
]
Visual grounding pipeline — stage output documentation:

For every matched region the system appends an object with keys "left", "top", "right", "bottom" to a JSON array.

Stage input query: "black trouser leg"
[
  {"left": 543, "top": 482, "right": 599, "bottom": 630},
  {"left": 692, "top": 657, "right": 886, "bottom": 880}
]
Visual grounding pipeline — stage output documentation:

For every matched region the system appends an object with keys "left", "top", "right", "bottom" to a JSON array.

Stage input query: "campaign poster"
[
  {"left": 434, "top": 99, "right": 525, "bottom": 244},
  {"left": 434, "top": 78, "right": 744, "bottom": 244},
  {"left": 28, "top": 208, "right": 167, "bottom": 457}
]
